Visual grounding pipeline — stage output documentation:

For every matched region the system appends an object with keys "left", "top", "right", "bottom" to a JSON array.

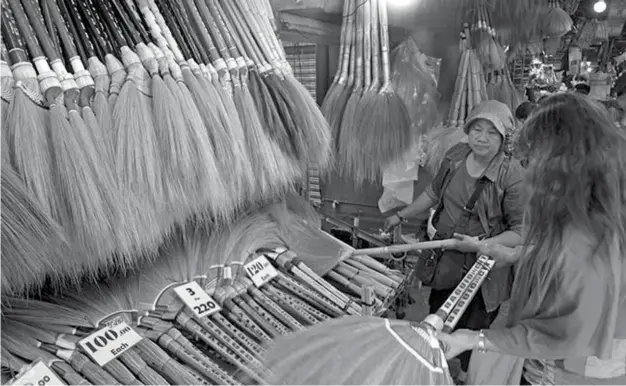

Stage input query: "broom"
[
  {"left": 1, "top": 46, "right": 14, "bottom": 148},
  {"left": 262, "top": 257, "right": 495, "bottom": 384},
  {"left": 352, "top": 0, "right": 412, "bottom": 182},
  {"left": 217, "top": 0, "right": 301, "bottom": 163},
  {"left": 18, "top": 0, "right": 124, "bottom": 266},
  {"left": 2, "top": 5, "right": 59, "bottom": 220},
  {"left": 231, "top": 0, "right": 333, "bottom": 172},
  {"left": 0, "top": 163, "right": 81, "bottom": 298},
  {"left": 135, "top": 0, "right": 233, "bottom": 223},
  {"left": 321, "top": 0, "right": 355, "bottom": 140}
]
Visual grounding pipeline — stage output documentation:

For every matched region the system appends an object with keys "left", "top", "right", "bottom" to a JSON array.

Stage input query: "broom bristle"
[
  {"left": 336, "top": 89, "right": 363, "bottom": 177},
  {"left": 1, "top": 164, "right": 80, "bottom": 297},
  {"left": 248, "top": 70, "right": 298, "bottom": 160},
  {"left": 152, "top": 72, "right": 195, "bottom": 226},
  {"left": 263, "top": 316, "right": 453, "bottom": 385},
  {"left": 6, "top": 85, "right": 59, "bottom": 219},
  {"left": 51, "top": 106, "right": 121, "bottom": 266}
]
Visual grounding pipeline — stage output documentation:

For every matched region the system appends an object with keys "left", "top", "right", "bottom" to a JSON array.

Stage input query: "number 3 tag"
[
  {"left": 174, "top": 281, "right": 221, "bottom": 319},
  {"left": 9, "top": 360, "right": 65, "bottom": 386},
  {"left": 244, "top": 255, "right": 278, "bottom": 287}
]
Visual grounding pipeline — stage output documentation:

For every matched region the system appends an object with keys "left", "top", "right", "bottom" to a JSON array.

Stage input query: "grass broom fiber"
[
  {"left": 320, "top": 0, "right": 352, "bottom": 127},
  {"left": 138, "top": 1, "right": 235, "bottom": 222},
  {"left": 170, "top": 0, "right": 255, "bottom": 207},
  {"left": 217, "top": 0, "right": 300, "bottom": 163},
  {"left": 0, "top": 163, "right": 83, "bottom": 298},
  {"left": 2, "top": 10, "right": 59, "bottom": 220},
  {"left": 229, "top": 0, "right": 330, "bottom": 171},
  {"left": 354, "top": 0, "right": 412, "bottom": 183},
  {"left": 336, "top": 0, "right": 366, "bottom": 180},
  {"left": 19, "top": 0, "right": 122, "bottom": 264},
  {"left": 205, "top": 0, "right": 301, "bottom": 198},
  {"left": 263, "top": 316, "right": 452, "bottom": 385}
]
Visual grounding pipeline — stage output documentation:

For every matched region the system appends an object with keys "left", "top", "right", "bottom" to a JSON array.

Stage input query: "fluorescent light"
[
  {"left": 594, "top": 0, "right": 607, "bottom": 13},
  {"left": 389, "top": 0, "right": 412, "bottom": 6}
]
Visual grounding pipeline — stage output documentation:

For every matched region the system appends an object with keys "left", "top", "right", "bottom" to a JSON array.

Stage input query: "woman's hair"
[
  {"left": 510, "top": 93, "right": 626, "bottom": 323},
  {"left": 514, "top": 101, "right": 537, "bottom": 121}
]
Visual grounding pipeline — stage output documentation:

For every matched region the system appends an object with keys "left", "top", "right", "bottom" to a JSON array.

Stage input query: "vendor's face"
[{"left": 468, "top": 119, "right": 502, "bottom": 159}]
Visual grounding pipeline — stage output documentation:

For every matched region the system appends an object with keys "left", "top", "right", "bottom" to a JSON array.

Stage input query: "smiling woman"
[{"left": 384, "top": 100, "right": 526, "bottom": 381}]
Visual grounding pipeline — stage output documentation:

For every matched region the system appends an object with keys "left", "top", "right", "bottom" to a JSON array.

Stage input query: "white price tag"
[
  {"left": 173, "top": 281, "right": 221, "bottom": 318},
  {"left": 9, "top": 360, "right": 65, "bottom": 386},
  {"left": 78, "top": 321, "right": 142, "bottom": 366},
  {"left": 244, "top": 255, "right": 278, "bottom": 287}
]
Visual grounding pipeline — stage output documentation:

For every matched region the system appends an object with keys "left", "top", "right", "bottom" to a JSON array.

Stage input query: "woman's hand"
[
  {"left": 436, "top": 329, "right": 479, "bottom": 360},
  {"left": 383, "top": 214, "right": 401, "bottom": 232},
  {"left": 451, "top": 233, "right": 481, "bottom": 253}
]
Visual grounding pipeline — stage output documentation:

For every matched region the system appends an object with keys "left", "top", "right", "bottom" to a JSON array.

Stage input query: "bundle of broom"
[
  {"left": 327, "top": 0, "right": 411, "bottom": 184},
  {"left": 540, "top": 0, "right": 572, "bottom": 56},
  {"left": 263, "top": 255, "right": 496, "bottom": 385},
  {"left": 1, "top": 205, "right": 416, "bottom": 385},
  {"left": 1, "top": 0, "right": 334, "bottom": 297}
]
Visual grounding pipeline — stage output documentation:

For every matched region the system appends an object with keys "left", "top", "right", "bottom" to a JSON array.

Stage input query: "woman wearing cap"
[
  {"left": 384, "top": 100, "right": 526, "bottom": 380},
  {"left": 438, "top": 93, "right": 626, "bottom": 385}
]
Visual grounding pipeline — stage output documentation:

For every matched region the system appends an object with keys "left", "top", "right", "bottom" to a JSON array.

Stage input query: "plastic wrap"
[{"left": 378, "top": 38, "right": 441, "bottom": 213}]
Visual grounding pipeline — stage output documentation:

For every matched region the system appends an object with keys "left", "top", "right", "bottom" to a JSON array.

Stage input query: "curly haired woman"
[{"left": 438, "top": 93, "right": 626, "bottom": 384}]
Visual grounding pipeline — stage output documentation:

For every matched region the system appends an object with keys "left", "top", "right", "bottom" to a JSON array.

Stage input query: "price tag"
[
  {"left": 9, "top": 360, "right": 65, "bottom": 386},
  {"left": 244, "top": 255, "right": 278, "bottom": 287},
  {"left": 173, "top": 281, "right": 221, "bottom": 318},
  {"left": 78, "top": 321, "right": 143, "bottom": 366}
]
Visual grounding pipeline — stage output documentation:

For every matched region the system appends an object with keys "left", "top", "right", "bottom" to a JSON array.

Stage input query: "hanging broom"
[
  {"left": 2, "top": 5, "right": 59, "bottom": 220},
  {"left": 320, "top": 0, "right": 355, "bottom": 140},
  {"left": 0, "top": 46, "right": 14, "bottom": 144}
]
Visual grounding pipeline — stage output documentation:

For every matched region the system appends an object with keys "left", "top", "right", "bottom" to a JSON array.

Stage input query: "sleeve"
[
  {"left": 483, "top": 256, "right": 608, "bottom": 360},
  {"left": 501, "top": 161, "right": 526, "bottom": 236}
]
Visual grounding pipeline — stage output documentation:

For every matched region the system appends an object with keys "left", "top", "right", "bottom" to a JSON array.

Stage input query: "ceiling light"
[{"left": 594, "top": 0, "right": 607, "bottom": 13}]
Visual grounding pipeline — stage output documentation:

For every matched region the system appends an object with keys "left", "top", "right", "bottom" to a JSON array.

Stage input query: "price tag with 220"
[
  {"left": 8, "top": 360, "right": 65, "bottom": 386},
  {"left": 244, "top": 255, "right": 278, "bottom": 287},
  {"left": 78, "top": 319, "right": 143, "bottom": 367},
  {"left": 174, "top": 281, "right": 222, "bottom": 318}
]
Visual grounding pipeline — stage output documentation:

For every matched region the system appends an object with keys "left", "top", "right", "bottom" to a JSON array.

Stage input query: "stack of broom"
[
  {"left": 1, "top": 0, "right": 333, "bottom": 298},
  {"left": 321, "top": 0, "right": 412, "bottom": 184},
  {"left": 2, "top": 200, "right": 411, "bottom": 385}
]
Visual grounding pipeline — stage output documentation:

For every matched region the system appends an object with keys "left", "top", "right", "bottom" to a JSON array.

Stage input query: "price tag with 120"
[
  {"left": 78, "top": 320, "right": 143, "bottom": 366},
  {"left": 8, "top": 360, "right": 65, "bottom": 386},
  {"left": 244, "top": 255, "right": 278, "bottom": 287},
  {"left": 174, "top": 281, "right": 221, "bottom": 318}
]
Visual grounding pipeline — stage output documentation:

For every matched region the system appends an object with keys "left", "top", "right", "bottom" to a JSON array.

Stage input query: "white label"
[
  {"left": 244, "top": 255, "right": 278, "bottom": 287},
  {"left": 9, "top": 361, "right": 65, "bottom": 386},
  {"left": 78, "top": 321, "right": 143, "bottom": 366},
  {"left": 173, "top": 281, "right": 221, "bottom": 318}
]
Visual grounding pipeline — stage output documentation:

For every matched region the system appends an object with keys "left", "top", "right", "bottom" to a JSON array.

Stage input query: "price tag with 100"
[
  {"left": 8, "top": 360, "right": 65, "bottom": 386},
  {"left": 173, "top": 281, "right": 221, "bottom": 318},
  {"left": 78, "top": 320, "right": 143, "bottom": 366},
  {"left": 245, "top": 255, "right": 278, "bottom": 287}
]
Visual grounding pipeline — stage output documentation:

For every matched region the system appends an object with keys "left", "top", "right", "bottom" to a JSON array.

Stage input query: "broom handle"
[
  {"left": 207, "top": 0, "right": 238, "bottom": 59},
  {"left": 361, "top": 0, "right": 372, "bottom": 91},
  {"left": 181, "top": 0, "right": 221, "bottom": 64},
  {"left": 443, "top": 258, "right": 494, "bottom": 333},
  {"left": 369, "top": 0, "right": 380, "bottom": 91},
  {"left": 6, "top": 0, "right": 46, "bottom": 59},
  {"left": 77, "top": 0, "right": 122, "bottom": 54},
  {"left": 141, "top": 0, "right": 183, "bottom": 61},
  {"left": 40, "top": 0, "right": 60, "bottom": 53},
  {"left": 193, "top": 0, "right": 229, "bottom": 61},
  {"left": 211, "top": 0, "right": 245, "bottom": 60},
  {"left": 348, "top": 239, "right": 457, "bottom": 256},
  {"left": 65, "top": 0, "right": 105, "bottom": 59},
  {"left": 353, "top": 0, "right": 364, "bottom": 89},
  {"left": 231, "top": 0, "right": 274, "bottom": 66},
  {"left": 179, "top": 1, "right": 213, "bottom": 65},
  {"left": 378, "top": 0, "right": 391, "bottom": 88},
  {"left": 337, "top": 0, "right": 354, "bottom": 85},
  {"left": 19, "top": 0, "right": 61, "bottom": 60},
  {"left": 115, "top": 0, "right": 152, "bottom": 43},
  {"left": 221, "top": 0, "right": 265, "bottom": 68},
  {"left": 156, "top": 0, "right": 199, "bottom": 62},
  {"left": 333, "top": 0, "right": 351, "bottom": 83},
  {"left": 1, "top": 10, "right": 29, "bottom": 65},
  {"left": 251, "top": 0, "right": 286, "bottom": 65},
  {"left": 101, "top": 0, "right": 139, "bottom": 47}
]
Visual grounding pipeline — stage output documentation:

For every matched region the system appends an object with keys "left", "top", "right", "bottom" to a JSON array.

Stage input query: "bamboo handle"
[
  {"left": 369, "top": 0, "right": 381, "bottom": 91},
  {"left": 348, "top": 239, "right": 457, "bottom": 257},
  {"left": 333, "top": 0, "right": 352, "bottom": 83},
  {"left": 6, "top": 0, "right": 46, "bottom": 58},
  {"left": 21, "top": 0, "right": 61, "bottom": 60},
  {"left": 46, "top": 0, "right": 77, "bottom": 58},
  {"left": 338, "top": 0, "right": 355, "bottom": 85},
  {"left": 353, "top": 0, "right": 365, "bottom": 89},
  {"left": 221, "top": 0, "right": 266, "bottom": 68},
  {"left": 66, "top": 0, "right": 104, "bottom": 58},
  {"left": 230, "top": 0, "right": 274, "bottom": 65},
  {"left": 1, "top": 8, "right": 28, "bottom": 63},
  {"left": 193, "top": 0, "right": 230, "bottom": 60},
  {"left": 378, "top": 0, "right": 391, "bottom": 86},
  {"left": 181, "top": 0, "right": 221, "bottom": 64},
  {"left": 207, "top": 0, "right": 238, "bottom": 59},
  {"left": 362, "top": 0, "right": 372, "bottom": 90},
  {"left": 212, "top": 0, "right": 245, "bottom": 61}
]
